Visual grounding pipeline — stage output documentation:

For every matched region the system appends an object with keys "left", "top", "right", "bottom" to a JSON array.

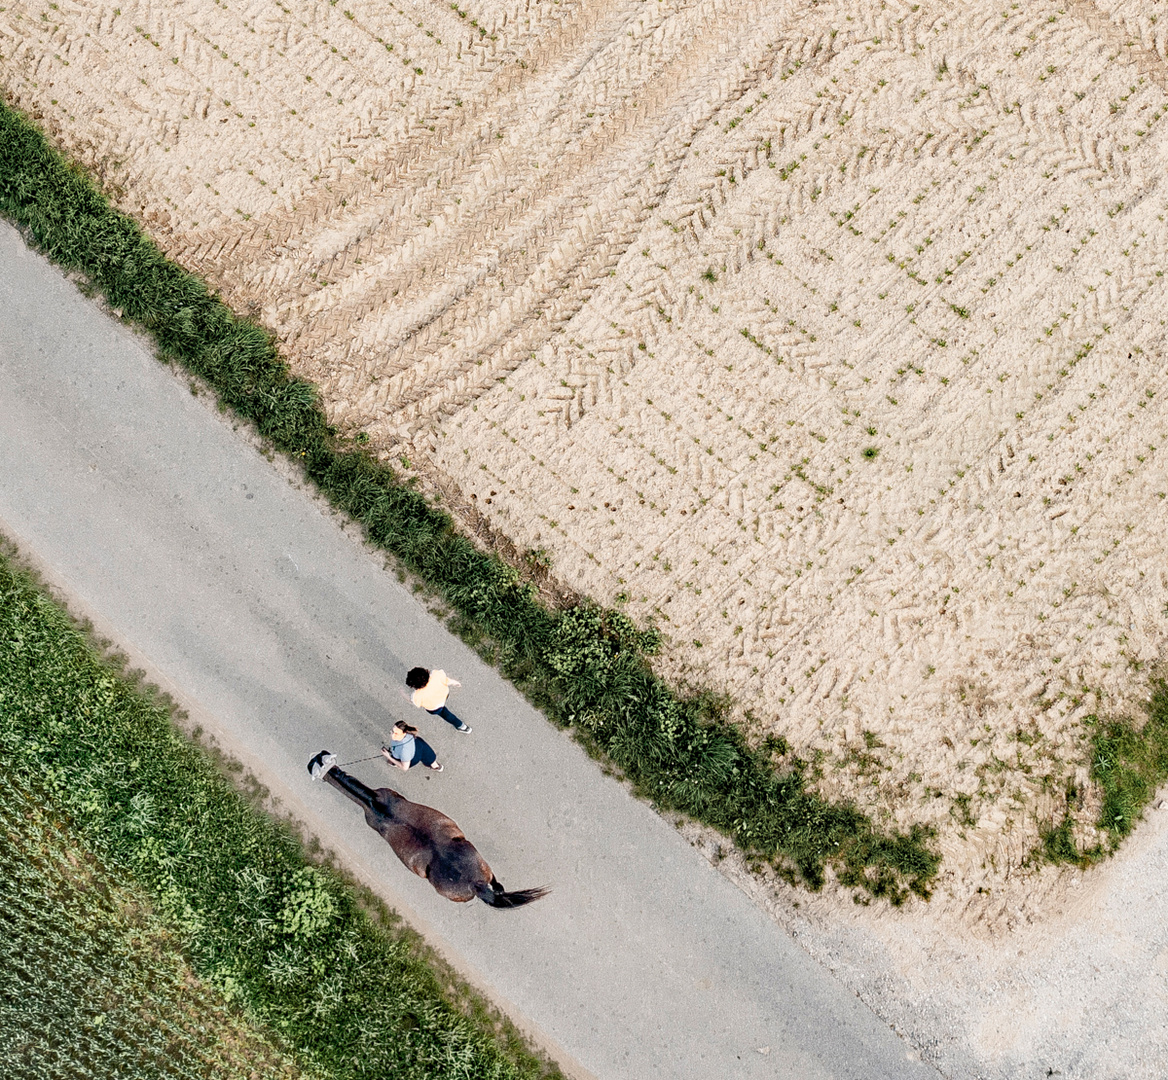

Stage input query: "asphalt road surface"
[{"left": 0, "top": 219, "right": 939, "bottom": 1079}]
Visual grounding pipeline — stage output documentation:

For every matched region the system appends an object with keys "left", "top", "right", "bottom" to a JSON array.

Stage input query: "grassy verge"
[
  {"left": 0, "top": 545, "right": 560, "bottom": 1080},
  {"left": 1040, "top": 682, "right": 1168, "bottom": 866},
  {"left": 0, "top": 94, "right": 937, "bottom": 901}
]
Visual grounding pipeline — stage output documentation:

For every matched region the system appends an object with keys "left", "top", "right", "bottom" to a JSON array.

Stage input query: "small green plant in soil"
[
  {"left": 1040, "top": 681, "right": 1168, "bottom": 866},
  {"left": 0, "top": 95, "right": 937, "bottom": 902}
]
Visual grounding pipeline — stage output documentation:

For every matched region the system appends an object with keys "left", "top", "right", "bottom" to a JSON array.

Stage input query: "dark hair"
[
  {"left": 392, "top": 721, "right": 418, "bottom": 735},
  {"left": 406, "top": 667, "right": 430, "bottom": 690}
]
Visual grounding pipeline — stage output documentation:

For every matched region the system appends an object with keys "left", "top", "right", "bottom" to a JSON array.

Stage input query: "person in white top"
[{"left": 406, "top": 667, "right": 471, "bottom": 733}]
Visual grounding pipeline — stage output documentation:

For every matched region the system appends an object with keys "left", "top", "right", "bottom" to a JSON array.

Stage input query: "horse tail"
[{"left": 476, "top": 877, "right": 550, "bottom": 909}]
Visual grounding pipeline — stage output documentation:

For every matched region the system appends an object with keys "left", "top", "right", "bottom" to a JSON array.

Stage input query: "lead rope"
[{"left": 336, "top": 753, "right": 385, "bottom": 767}]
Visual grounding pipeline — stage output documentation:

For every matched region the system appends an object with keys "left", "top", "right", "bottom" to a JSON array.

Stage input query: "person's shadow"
[{"left": 404, "top": 736, "right": 438, "bottom": 770}]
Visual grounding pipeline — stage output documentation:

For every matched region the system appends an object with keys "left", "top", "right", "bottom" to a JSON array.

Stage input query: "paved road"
[{"left": 0, "top": 219, "right": 939, "bottom": 1079}]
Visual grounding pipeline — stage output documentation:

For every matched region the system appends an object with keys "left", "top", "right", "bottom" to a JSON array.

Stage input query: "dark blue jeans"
[{"left": 426, "top": 704, "right": 466, "bottom": 730}]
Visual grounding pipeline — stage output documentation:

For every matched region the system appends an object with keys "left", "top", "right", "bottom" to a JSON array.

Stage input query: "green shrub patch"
[
  {"left": 0, "top": 96, "right": 937, "bottom": 901},
  {"left": 1092, "top": 683, "right": 1168, "bottom": 840}
]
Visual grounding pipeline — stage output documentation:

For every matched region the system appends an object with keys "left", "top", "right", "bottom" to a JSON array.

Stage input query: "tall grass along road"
[
  {"left": 0, "top": 774, "right": 304, "bottom": 1080},
  {"left": 0, "top": 217, "right": 937, "bottom": 1076}
]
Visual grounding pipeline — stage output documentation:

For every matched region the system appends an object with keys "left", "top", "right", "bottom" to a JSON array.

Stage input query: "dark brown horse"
[{"left": 308, "top": 751, "right": 548, "bottom": 908}]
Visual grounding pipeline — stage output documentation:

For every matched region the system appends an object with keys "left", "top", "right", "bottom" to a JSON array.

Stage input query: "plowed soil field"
[{"left": 5, "top": 0, "right": 1168, "bottom": 905}]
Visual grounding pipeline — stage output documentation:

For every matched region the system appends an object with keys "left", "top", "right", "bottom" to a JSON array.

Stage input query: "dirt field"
[{"left": 4, "top": 0, "right": 1168, "bottom": 905}]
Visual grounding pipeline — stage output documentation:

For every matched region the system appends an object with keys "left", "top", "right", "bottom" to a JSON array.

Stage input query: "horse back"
[
  {"left": 364, "top": 788, "right": 468, "bottom": 881},
  {"left": 362, "top": 786, "right": 492, "bottom": 902},
  {"left": 362, "top": 808, "right": 436, "bottom": 879},
  {"left": 389, "top": 794, "right": 467, "bottom": 845}
]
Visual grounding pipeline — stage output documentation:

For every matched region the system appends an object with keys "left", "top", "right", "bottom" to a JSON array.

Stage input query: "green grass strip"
[
  {"left": 0, "top": 95, "right": 938, "bottom": 901},
  {"left": 0, "top": 549, "right": 556, "bottom": 1080},
  {"left": 1041, "top": 681, "right": 1168, "bottom": 865}
]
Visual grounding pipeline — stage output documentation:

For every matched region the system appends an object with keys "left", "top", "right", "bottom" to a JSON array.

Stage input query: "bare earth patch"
[{"left": 5, "top": 0, "right": 1168, "bottom": 916}]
